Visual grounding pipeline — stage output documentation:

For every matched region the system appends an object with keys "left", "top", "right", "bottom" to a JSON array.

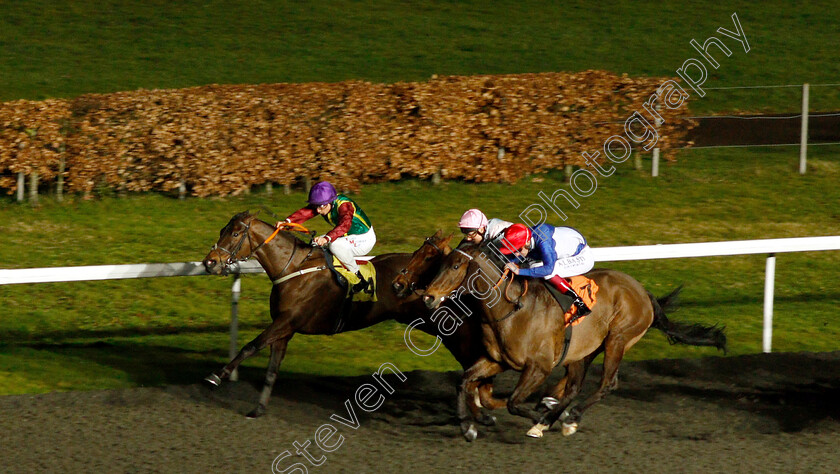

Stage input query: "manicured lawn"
[
  {"left": 2, "top": 145, "right": 838, "bottom": 394},
  {"left": 1, "top": 1, "right": 838, "bottom": 113}
]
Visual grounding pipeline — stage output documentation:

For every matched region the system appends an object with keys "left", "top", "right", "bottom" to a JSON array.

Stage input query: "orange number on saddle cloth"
[{"left": 565, "top": 275, "right": 599, "bottom": 326}]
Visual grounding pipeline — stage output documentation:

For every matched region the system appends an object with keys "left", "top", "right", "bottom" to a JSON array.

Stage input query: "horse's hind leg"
[
  {"left": 561, "top": 336, "right": 631, "bottom": 436},
  {"left": 246, "top": 336, "right": 291, "bottom": 418}
]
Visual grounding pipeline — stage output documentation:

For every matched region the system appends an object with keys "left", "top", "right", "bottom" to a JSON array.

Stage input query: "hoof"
[
  {"left": 526, "top": 423, "right": 549, "bottom": 438},
  {"left": 246, "top": 405, "right": 266, "bottom": 419},
  {"left": 476, "top": 413, "right": 497, "bottom": 427},
  {"left": 461, "top": 422, "right": 478, "bottom": 442},
  {"left": 204, "top": 374, "right": 222, "bottom": 388},
  {"left": 562, "top": 421, "right": 578, "bottom": 436},
  {"left": 540, "top": 397, "right": 560, "bottom": 410}
]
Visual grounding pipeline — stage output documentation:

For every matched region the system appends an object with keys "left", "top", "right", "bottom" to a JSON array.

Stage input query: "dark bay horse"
[
  {"left": 202, "top": 213, "right": 503, "bottom": 419},
  {"left": 421, "top": 242, "right": 727, "bottom": 440}
]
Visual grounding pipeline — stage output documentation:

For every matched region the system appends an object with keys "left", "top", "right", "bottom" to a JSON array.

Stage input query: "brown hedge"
[{"left": 0, "top": 71, "right": 694, "bottom": 197}]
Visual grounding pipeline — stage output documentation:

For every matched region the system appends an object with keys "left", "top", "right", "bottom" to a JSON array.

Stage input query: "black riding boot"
[
  {"left": 570, "top": 292, "right": 592, "bottom": 317},
  {"left": 351, "top": 271, "right": 369, "bottom": 293},
  {"left": 548, "top": 275, "right": 591, "bottom": 317}
]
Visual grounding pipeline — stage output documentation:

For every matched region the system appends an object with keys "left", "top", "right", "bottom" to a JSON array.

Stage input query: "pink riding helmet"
[{"left": 458, "top": 209, "right": 489, "bottom": 231}]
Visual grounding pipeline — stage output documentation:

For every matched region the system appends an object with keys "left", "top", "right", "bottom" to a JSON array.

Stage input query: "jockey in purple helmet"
[
  {"left": 458, "top": 209, "right": 513, "bottom": 245},
  {"left": 278, "top": 181, "right": 376, "bottom": 292}
]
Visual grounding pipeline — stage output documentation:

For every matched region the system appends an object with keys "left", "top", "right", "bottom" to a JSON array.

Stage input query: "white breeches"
[
  {"left": 328, "top": 227, "right": 376, "bottom": 274},
  {"left": 546, "top": 227, "right": 595, "bottom": 279}
]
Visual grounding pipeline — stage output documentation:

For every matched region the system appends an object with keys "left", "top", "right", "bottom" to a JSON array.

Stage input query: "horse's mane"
[{"left": 223, "top": 211, "right": 312, "bottom": 248}]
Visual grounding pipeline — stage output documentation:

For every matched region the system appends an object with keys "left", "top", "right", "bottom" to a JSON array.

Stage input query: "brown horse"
[
  {"left": 421, "top": 242, "right": 727, "bottom": 441},
  {"left": 202, "top": 213, "right": 503, "bottom": 419}
]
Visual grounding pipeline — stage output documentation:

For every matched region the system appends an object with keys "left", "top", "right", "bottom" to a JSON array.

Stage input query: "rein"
[
  {"left": 212, "top": 219, "right": 311, "bottom": 273},
  {"left": 449, "top": 246, "right": 528, "bottom": 323}
]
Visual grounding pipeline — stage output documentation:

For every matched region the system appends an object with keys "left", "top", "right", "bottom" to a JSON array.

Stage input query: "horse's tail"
[{"left": 648, "top": 286, "right": 727, "bottom": 353}]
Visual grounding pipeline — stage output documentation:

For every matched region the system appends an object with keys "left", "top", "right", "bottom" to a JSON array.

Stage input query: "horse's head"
[
  {"left": 392, "top": 230, "right": 454, "bottom": 298},
  {"left": 203, "top": 211, "right": 259, "bottom": 275},
  {"left": 421, "top": 243, "right": 482, "bottom": 310}
]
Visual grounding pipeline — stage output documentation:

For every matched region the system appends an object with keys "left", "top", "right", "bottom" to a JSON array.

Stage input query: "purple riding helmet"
[{"left": 307, "top": 181, "right": 337, "bottom": 206}]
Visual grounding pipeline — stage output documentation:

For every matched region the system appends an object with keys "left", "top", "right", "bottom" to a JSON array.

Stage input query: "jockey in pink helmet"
[
  {"left": 279, "top": 181, "right": 376, "bottom": 293},
  {"left": 458, "top": 209, "right": 512, "bottom": 245}
]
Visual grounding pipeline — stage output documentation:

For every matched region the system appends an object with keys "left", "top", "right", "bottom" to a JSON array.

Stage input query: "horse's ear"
[
  {"left": 432, "top": 229, "right": 444, "bottom": 239},
  {"left": 253, "top": 209, "right": 261, "bottom": 217}
]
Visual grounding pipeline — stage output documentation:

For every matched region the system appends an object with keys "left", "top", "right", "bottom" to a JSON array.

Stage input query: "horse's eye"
[
  {"left": 424, "top": 256, "right": 434, "bottom": 261},
  {"left": 233, "top": 232, "right": 239, "bottom": 237},
  {"left": 453, "top": 264, "right": 460, "bottom": 270}
]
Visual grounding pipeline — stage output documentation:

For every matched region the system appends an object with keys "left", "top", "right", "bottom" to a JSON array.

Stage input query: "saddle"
[{"left": 323, "top": 249, "right": 377, "bottom": 302}]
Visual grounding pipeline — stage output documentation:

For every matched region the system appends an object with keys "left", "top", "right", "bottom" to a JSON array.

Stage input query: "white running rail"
[{"left": 2, "top": 236, "right": 839, "bottom": 354}]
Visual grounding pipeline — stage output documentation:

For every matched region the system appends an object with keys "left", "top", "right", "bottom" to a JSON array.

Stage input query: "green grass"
[
  {"left": 1, "top": 0, "right": 839, "bottom": 112},
  {"left": 1, "top": 146, "right": 839, "bottom": 394}
]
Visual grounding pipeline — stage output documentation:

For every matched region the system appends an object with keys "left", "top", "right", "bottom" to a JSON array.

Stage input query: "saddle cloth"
[
  {"left": 331, "top": 255, "right": 377, "bottom": 302},
  {"left": 544, "top": 275, "right": 599, "bottom": 326}
]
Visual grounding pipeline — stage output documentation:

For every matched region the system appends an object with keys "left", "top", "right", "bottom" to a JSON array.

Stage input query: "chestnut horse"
[
  {"left": 422, "top": 242, "right": 727, "bottom": 440},
  {"left": 202, "top": 213, "right": 503, "bottom": 419}
]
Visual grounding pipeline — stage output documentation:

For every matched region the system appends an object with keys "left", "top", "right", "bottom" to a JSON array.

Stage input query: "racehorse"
[
  {"left": 421, "top": 242, "right": 727, "bottom": 440},
  {"left": 202, "top": 212, "right": 503, "bottom": 419}
]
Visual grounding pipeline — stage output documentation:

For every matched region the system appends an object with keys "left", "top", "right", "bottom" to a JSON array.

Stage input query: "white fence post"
[
  {"left": 652, "top": 115, "right": 663, "bottom": 177},
  {"left": 762, "top": 253, "right": 776, "bottom": 353},
  {"left": 16, "top": 172, "right": 24, "bottom": 202},
  {"left": 229, "top": 274, "right": 241, "bottom": 382},
  {"left": 799, "top": 83, "right": 809, "bottom": 175},
  {"left": 651, "top": 148, "right": 660, "bottom": 177}
]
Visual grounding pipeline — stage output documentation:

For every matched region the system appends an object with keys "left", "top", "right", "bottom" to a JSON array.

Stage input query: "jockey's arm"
[
  {"left": 517, "top": 234, "right": 558, "bottom": 278},
  {"left": 284, "top": 207, "right": 318, "bottom": 224},
  {"left": 324, "top": 201, "right": 355, "bottom": 242}
]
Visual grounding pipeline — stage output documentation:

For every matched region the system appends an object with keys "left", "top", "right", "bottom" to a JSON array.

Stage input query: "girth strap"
[
  {"left": 558, "top": 325, "right": 573, "bottom": 367},
  {"left": 272, "top": 265, "right": 327, "bottom": 285}
]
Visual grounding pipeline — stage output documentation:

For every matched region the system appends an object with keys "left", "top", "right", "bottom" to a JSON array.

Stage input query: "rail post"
[
  {"left": 229, "top": 274, "right": 241, "bottom": 381},
  {"left": 799, "top": 83, "right": 809, "bottom": 175},
  {"left": 762, "top": 253, "right": 776, "bottom": 353}
]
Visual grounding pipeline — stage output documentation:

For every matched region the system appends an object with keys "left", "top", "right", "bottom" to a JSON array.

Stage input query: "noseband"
[
  {"left": 212, "top": 220, "right": 256, "bottom": 271},
  {"left": 398, "top": 237, "right": 448, "bottom": 292},
  {"left": 212, "top": 219, "right": 308, "bottom": 274}
]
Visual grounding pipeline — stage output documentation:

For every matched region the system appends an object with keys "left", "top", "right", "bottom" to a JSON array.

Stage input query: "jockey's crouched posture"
[
  {"left": 458, "top": 208, "right": 512, "bottom": 245},
  {"left": 497, "top": 223, "right": 594, "bottom": 316},
  {"left": 279, "top": 181, "right": 376, "bottom": 293}
]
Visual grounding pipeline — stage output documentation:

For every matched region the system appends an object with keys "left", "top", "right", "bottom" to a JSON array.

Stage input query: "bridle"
[
  {"left": 434, "top": 245, "right": 528, "bottom": 322},
  {"left": 398, "top": 236, "right": 447, "bottom": 293},
  {"left": 212, "top": 219, "right": 257, "bottom": 271},
  {"left": 211, "top": 217, "right": 309, "bottom": 275}
]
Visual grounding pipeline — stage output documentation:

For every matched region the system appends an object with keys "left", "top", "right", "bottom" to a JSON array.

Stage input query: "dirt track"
[{"left": 2, "top": 351, "right": 839, "bottom": 473}]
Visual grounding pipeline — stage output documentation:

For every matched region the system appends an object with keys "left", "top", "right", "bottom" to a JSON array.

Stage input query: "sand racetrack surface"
[{"left": 2, "top": 351, "right": 839, "bottom": 473}]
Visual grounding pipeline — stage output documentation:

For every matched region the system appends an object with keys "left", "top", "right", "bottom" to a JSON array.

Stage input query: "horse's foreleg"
[
  {"left": 506, "top": 362, "right": 551, "bottom": 426},
  {"left": 205, "top": 322, "right": 285, "bottom": 387},
  {"left": 477, "top": 380, "right": 507, "bottom": 410},
  {"left": 459, "top": 358, "right": 503, "bottom": 441},
  {"left": 538, "top": 349, "right": 601, "bottom": 415},
  {"left": 246, "top": 337, "right": 291, "bottom": 418},
  {"left": 529, "top": 357, "right": 592, "bottom": 438}
]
